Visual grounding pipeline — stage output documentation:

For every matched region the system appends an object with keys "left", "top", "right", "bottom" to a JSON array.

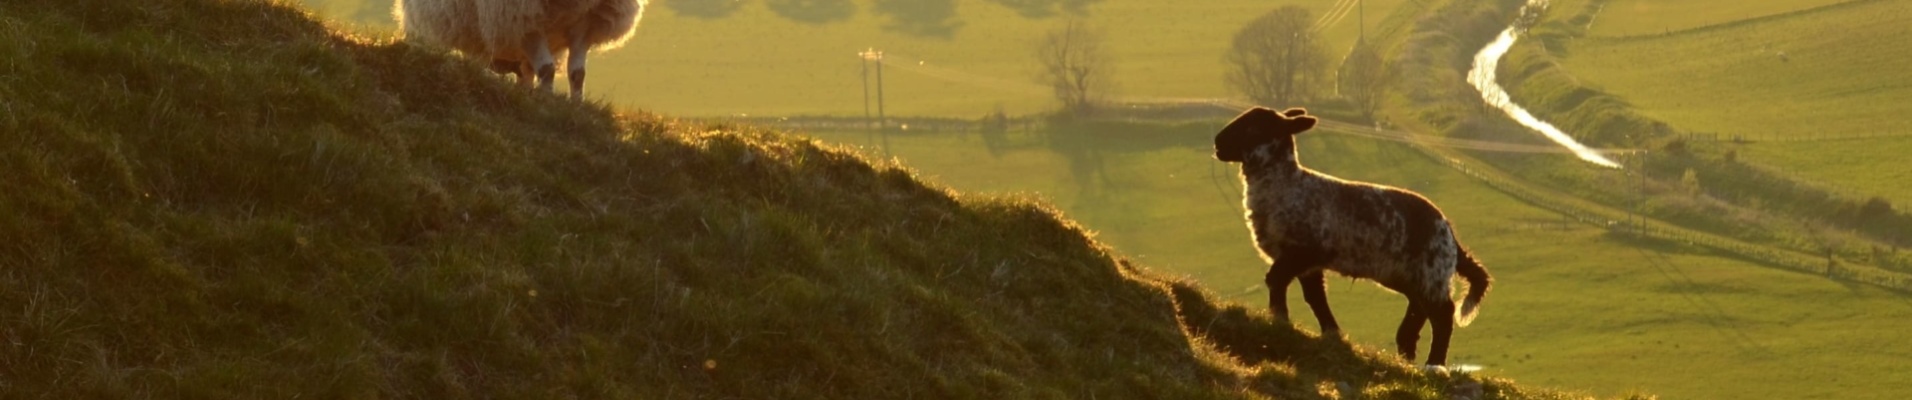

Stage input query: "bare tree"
[
  {"left": 1337, "top": 39, "right": 1391, "bottom": 122},
  {"left": 1226, "top": 6, "right": 1328, "bottom": 107},
  {"left": 1035, "top": 19, "right": 1111, "bottom": 116}
]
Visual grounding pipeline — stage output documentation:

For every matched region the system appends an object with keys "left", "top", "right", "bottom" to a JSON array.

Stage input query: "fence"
[
  {"left": 718, "top": 115, "right": 1046, "bottom": 135},
  {"left": 1675, "top": 130, "right": 1912, "bottom": 143}
]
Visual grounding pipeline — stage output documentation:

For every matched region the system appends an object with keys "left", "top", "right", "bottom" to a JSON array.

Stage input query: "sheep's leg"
[
  {"left": 1298, "top": 270, "right": 1341, "bottom": 336},
  {"left": 1263, "top": 252, "right": 1322, "bottom": 324},
  {"left": 522, "top": 33, "right": 558, "bottom": 93},
  {"left": 1394, "top": 301, "right": 1427, "bottom": 362},
  {"left": 515, "top": 61, "right": 535, "bottom": 88},
  {"left": 1263, "top": 263, "right": 1300, "bottom": 324},
  {"left": 1423, "top": 299, "right": 1458, "bottom": 366},
  {"left": 489, "top": 59, "right": 526, "bottom": 85},
  {"left": 564, "top": 24, "right": 590, "bottom": 101}
]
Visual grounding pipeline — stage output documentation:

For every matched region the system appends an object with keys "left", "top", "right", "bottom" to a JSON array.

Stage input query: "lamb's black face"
[{"left": 1213, "top": 107, "right": 1318, "bottom": 163}]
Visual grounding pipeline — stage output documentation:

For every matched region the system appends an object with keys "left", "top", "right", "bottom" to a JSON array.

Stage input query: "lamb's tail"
[{"left": 1454, "top": 246, "right": 1492, "bottom": 327}]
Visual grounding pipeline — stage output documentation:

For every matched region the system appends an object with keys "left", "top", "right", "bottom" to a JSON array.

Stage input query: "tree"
[
  {"left": 1226, "top": 6, "right": 1329, "bottom": 107},
  {"left": 1680, "top": 168, "right": 1702, "bottom": 198},
  {"left": 1035, "top": 19, "right": 1111, "bottom": 116},
  {"left": 1337, "top": 39, "right": 1391, "bottom": 122}
]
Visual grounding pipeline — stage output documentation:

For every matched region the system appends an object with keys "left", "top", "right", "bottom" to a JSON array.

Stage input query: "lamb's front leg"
[
  {"left": 1264, "top": 263, "right": 1298, "bottom": 323},
  {"left": 1264, "top": 252, "right": 1319, "bottom": 324},
  {"left": 1299, "top": 269, "right": 1341, "bottom": 336}
]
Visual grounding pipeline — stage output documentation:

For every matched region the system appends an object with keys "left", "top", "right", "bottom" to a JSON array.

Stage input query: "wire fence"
[{"left": 1674, "top": 130, "right": 1912, "bottom": 143}]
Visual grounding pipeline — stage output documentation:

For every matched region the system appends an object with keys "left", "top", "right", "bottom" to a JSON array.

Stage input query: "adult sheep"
[
  {"left": 394, "top": 0, "right": 647, "bottom": 100},
  {"left": 1213, "top": 107, "right": 1493, "bottom": 367}
]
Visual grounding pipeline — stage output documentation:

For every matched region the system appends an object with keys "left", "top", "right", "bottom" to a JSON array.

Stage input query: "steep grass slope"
[{"left": 0, "top": 0, "right": 1583, "bottom": 398}]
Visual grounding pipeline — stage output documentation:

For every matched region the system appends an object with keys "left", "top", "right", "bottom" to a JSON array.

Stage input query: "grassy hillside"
[
  {"left": 295, "top": 0, "right": 1418, "bottom": 117},
  {"left": 0, "top": 0, "right": 1595, "bottom": 398}
]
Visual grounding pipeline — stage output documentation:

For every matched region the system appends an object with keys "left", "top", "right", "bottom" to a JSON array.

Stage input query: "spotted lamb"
[{"left": 1213, "top": 107, "right": 1493, "bottom": 367}]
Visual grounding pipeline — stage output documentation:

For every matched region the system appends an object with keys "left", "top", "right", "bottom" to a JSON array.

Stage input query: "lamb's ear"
[
  {"left": 1214, "top": 107, "right": 1282, "bottom": 162},
  {"left": 1289, "top": 115, "right": 1319, "bottom": 134}
]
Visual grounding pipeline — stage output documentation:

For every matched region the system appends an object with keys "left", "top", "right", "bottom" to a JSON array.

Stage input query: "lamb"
[
  {"left": 1213, "top": 106, "right": 1493, "bottom": 367},
  {"left": 393, "top": 0, "right": 647, "bottom": 100}
]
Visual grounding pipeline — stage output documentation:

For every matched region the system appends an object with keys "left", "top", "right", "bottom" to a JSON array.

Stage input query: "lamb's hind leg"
[
  {"left": 1395, "top": 300, "right": 1427, "bottom": 362},
  {"left": 564, "top": 24, "right": 591, "bottom": 101},
  {"left": 521, "top": 33, "right": 558, "bottom": 93},
  {"left": 1423, "top": 299, "right": 1458, "bottom": 366}
]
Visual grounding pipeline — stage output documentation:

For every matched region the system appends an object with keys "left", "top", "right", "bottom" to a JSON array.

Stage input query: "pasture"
[
  {"left": 1731, "top": 136, "right": 1912, "bottom": 208},
  {"left": 1579, "top": 0, "right": 1850, "bottom": 37},
  {"left": 1557, "top": 0, "right": 1911, "bottom": 141},
  {"left": 802, "top": 125, "right": 1912, "bottom": 399},
  {"left": 295, "top": 0, "right": 1413, "bottom": 117}
]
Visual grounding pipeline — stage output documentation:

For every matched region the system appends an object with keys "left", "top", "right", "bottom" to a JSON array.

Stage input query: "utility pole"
[
  {"left": 859, "top": 48, "right": 886, "bottom": 131},
  {"left": 1359, "top": 0, "right": 1366, "bottom": 43},
  {"left": 875, "top": 51, "right": 886, "bottom": 131},
  {"left": 860, "top": 50, "right": 871, "bottom": 130},
  {"left": 858, "top": 48, "right": 889, "bottom": 156},
  {"left": 1637, "top": 150, "right": 1648, "bottom": 235}
]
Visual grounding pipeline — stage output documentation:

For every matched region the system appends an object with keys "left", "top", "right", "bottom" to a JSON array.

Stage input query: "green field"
[
  {"left": 1582, "top": 0, "right": 1850, "bottom": 37},
  {"left": 1731, "top": 136, "right": 1912, "bottom": 208},
  {"left": 802, "top": 126, "right": 1912, "bottom": 399},
  {"left": 1558, "top": 0, "right": 1912, "bottom": 141},
  {"left": 296, "top": 0, "right": 1412, "bottom": 117}
]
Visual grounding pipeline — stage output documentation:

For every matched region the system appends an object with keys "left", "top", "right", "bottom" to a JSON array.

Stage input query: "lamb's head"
[{"left": 1213, "top": 107, "right": 1317, "bottom": 164}]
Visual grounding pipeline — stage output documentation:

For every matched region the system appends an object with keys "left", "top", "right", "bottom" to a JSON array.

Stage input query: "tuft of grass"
[{"left": 1, "top": 0, "right": 1599, "bottom": 398}]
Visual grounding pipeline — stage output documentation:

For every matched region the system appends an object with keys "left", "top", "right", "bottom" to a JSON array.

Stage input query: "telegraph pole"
[
  {"left": 860, "top": 51, "right": 871, "bottom": 129},
  {"left": 858, "top": 48, "right": 889, "bottom": 155},
  {"left": 1359, "top": 0, "right": 1366, "bottom": 42},
  {"left": 859, "top": 48, "right": 887, "bottom": 131},
  {"left": 874, "top": 51, "right": 886, "bottom": 130}
]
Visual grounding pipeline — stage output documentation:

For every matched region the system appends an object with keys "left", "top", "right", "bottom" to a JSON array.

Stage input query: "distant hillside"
[{"left": 0, "top": 0, "right": 1590, "bottom": 398}]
